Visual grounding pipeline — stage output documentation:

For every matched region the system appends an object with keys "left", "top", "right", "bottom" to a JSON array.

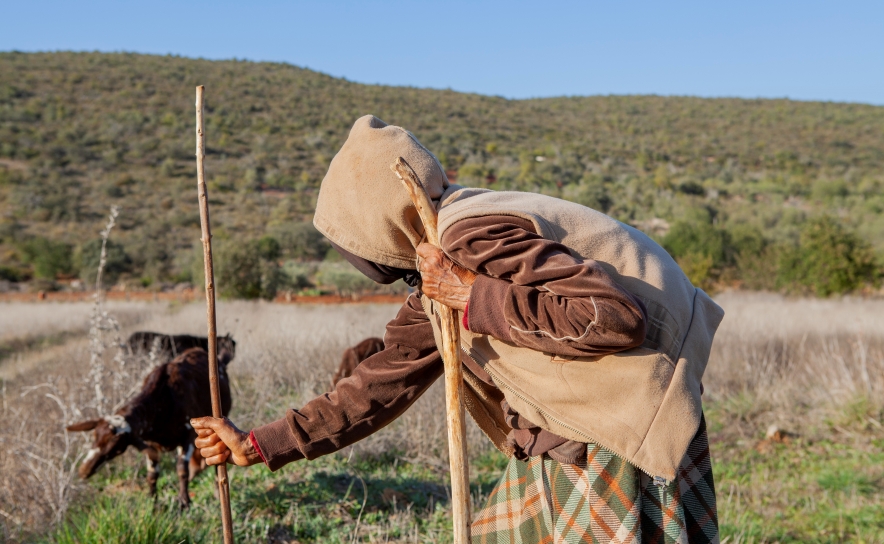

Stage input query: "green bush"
[
  {"left": 211, "top": 238, "right": 284, "bottom": 300},
  {"left": 18, "top": 237, "right": 73, "bottom": 279},
  {"left": 282, "top": 260, "right": 317, "bottom": 290},
  {"left": 811, "top": 178, "right": 849, "bottom": 201},
  {"left": 777, "top": 216, "right": 879, "bottom": 296},
  {"left": 729, "top": 224, "right": 777, "bottom": 289},
  {"left": 663, "top": 213, "right": 727, "bottom": 264},
  {"left": 269, "top": 222, "right": 329, "bottom": 260},
  {"left": 256, "top": 235, "right": 281, "bottom": 260},
  {"left": 76, "top": 239, "right": 132, "bottom": 287},
  {"left": 564, "top": 176, "right": 612, "bottom": 212},
  {"left": 316, "top": 261, "right": 376, "bottom": 295},
  {"left": 735, "top": 245, "right": 780, "bottom": 291},
  {"left": 675, "top": 251, "right": 715, "bottom": 290},
  {"left": 662, "top": 210, "right": 730, "bottom": 286},
  {"left": 0, "top": 265, "right": 23, "bottom": 282}
]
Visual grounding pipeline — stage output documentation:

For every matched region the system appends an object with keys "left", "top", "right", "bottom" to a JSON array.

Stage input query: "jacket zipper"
[{"left": 460, "top": 344, "right": 669, "bottom": 485}]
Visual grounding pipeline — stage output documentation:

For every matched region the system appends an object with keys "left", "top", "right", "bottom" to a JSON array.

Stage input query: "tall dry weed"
[{"left": 0, "top": 206, "right": 154, "bottom": 541}]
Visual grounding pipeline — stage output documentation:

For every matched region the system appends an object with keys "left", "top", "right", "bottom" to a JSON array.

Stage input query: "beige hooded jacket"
[{"left": 314, "top": 115, "right": 724, "bottom": 482}]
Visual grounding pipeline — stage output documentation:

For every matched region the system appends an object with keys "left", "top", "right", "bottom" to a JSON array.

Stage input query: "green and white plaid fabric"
[{"left": 472, "top": 418, "right": 718, "bottom": 544}]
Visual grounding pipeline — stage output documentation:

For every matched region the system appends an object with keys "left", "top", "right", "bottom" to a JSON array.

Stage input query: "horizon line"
[{"left": 4, "top": 48, "right": 883, "bottom": 108}]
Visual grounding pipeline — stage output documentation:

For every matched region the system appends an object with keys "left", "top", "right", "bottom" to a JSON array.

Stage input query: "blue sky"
[{"left": 2, "top": 1, "right": 882, "bottom": 104}]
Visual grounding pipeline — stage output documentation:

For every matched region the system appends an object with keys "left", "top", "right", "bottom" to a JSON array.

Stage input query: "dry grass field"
[{"left": 0, "top": 292, "right": 882, "bottom": 543}]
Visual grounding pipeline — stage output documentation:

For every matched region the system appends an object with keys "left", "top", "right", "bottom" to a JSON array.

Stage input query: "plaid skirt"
[{"left": 471, "top": 418, "right": 718, "bottom": 544}]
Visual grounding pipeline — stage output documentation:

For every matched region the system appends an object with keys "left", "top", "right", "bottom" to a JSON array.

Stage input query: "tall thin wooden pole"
[
  {"left": 195, "top": 85, "right": 235, "bottom": 544},
  {"left": 391, "top": 157, "right": 471, "bottom": 543}
]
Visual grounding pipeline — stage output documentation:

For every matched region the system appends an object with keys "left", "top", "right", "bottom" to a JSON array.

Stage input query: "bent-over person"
[{"left": 193, "top": 115, "right": 723, "bottom": 544}]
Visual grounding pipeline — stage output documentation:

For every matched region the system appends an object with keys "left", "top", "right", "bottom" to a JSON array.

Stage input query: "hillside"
[{"left": 1, "top": 51, "right": 882, "bottom": 295}]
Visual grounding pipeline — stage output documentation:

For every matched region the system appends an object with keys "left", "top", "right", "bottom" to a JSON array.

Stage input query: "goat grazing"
[
  {"left": 67, "top": 347, "right": 233, "bottom": 508},
  {"left": 330, "top": 337, "right": 385, "bottom": 390},
  {"left": 126, "top": 331, "right": 236, "bottom": 361}
]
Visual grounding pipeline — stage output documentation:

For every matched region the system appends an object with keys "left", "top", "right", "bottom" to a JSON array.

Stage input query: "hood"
[{"left": 313, "top": 115, "right": 457, "bottom": 269}]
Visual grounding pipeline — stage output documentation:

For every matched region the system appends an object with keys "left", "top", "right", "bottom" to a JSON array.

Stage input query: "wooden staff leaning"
[
  {"left": 195, "top": 85, "right": 235, "bottom": 544},
  {"left": 391, "top": 157, "right": 471, "bottom": 543}
]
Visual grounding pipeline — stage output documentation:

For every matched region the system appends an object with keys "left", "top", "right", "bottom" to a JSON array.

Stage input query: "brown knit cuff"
[
  {"left": 468, "top": 275, "right": 513, "bottom": 342},
  {"left": 251, "top": 417, "right": 305, "bottom": 471}
]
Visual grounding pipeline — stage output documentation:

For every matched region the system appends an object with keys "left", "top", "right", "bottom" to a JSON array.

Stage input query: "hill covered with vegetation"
[{"left": 1, "top": 51, "right": 882, "bottom": 296}]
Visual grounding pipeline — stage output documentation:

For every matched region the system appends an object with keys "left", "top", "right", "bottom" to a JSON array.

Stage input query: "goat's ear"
[{"left": 66, "top": 419, "right": 102, "bottom": 432}]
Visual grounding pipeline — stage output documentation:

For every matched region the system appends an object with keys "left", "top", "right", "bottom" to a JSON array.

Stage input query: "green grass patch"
[
  {"left": 44, "top": 403, "right": 884, "bottom": 542},
  {"left": 47, "top": 449, "right": 508, "bottom": 543},
  {"left": 713, "top": 425, "right": 884, "bottom": 542},
  {"left": 49, "top": 494, "right": 207, "bottom": 544}
]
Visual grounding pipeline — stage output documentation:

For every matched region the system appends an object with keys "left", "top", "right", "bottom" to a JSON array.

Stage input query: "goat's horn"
[{"left": 103, "top": 415, "right": 131, "bottom": 434}]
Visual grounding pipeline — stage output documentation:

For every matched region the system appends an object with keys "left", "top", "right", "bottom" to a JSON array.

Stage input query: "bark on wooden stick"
[
  {"left": 195, "top": 85, "right": 235, "bottom": 544},
  {"left": 391, "top": 157, "right": 471, "bottom": 543}
]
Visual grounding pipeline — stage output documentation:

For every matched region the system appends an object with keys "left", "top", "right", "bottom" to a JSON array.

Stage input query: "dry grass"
[
  {"left": 705, "top": 291, "right": 884, "bottom": 435},
  {"left": 0, "top": 291, "right": 882, "bottom": 541},
  {"left": 0, "top": 301, "right": 153, "bottom": 380},
  {"left": 0, "top": 296, "right": 472, "bottom": 541}
]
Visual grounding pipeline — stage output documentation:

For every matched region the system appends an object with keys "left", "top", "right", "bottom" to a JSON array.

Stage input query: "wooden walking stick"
[
  {"left": 391, "top": 157, "right": 471, "bottom": 543},
  {"left": 195, "top": 85, "right": 235, "bottom": 544}
]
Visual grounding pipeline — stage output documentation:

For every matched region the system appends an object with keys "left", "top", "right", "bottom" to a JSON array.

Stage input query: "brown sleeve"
[
  {"left": 251, "top": 293, "right": 443, "bottom": 471},
  {"left": 442, "top": 215, "right": 647, "bottom": 358}
]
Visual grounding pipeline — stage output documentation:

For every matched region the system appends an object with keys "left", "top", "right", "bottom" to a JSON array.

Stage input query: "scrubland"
[
  {"left": 0, "top": 293, "right": 882, "bottom": 543},
  {"left": 2, "top": 52, "right": 883, "bottom": 297}
]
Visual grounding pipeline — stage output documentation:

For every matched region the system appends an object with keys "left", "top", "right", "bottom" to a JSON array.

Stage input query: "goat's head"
[
  {"left": 66, "top": 414, "right": 134, "bottom": 478},
  {"left": 218, "top": 334, "right": 236, "bottom": 364}
]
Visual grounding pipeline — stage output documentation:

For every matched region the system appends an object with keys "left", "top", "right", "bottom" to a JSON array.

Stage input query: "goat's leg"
[
  {"left": 145, "top": 448, "right": 160, "bottom": 499},
  {"left": 189, "top": 442, "right": 207, "bottom": 482},
  {"left": 176, "top": 444, "right": 194, "bottom": 509}
]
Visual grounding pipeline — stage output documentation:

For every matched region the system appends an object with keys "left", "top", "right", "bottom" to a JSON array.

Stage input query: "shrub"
[
  {"left": 662, "top": 210, "right": 729, "bottom": 286},
  {"left": 211, "top": 238, "right": 284, "bottom": 300},
  {"left": 728, "top": 224, "right": 778, "bottom": 289},
  {"left": 256, "top": 235, "right": 281, "bottom": 260},
  {"left": 678, "top": 181, "right": 706, "bottom": 196},
  {"left": 269, "top": 222, "right": 329, "bottom": 260},
  {"left": 663, "top": 215, "right": 727, "bottom": 265},
  {"left": 777, "top": 216, "right": 879, "bottom": 296},
  {"left": 18, "top": 237, "right": 73, "bottom": 279},
  {"left": 76, "top": 239, "right": 132, "bottom": 287},
  {"left": 282, "top": 260, "right": 316, "bottom": 290},
  {"left": 316, "top": 261, "right": 375, "bottom": 295},
  {"left": 735, "top": 245, "right": 780, "bottom": 291},
  {"left": 676, "top": 251, "right": 715, "bottom": 290},
  {"left": 0, "top": 265, "right": 23, "bottom": 282},
  {"left": 565, "top": 176, "right": 612, "bottom": 212}
]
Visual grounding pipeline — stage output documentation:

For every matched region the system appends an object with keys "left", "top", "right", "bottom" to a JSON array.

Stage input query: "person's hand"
[
  {"left": 416, "top": 243, "right": 476, "bottom": 311},
  {"left": 191, "top": 417, "right": 262, "bottom": 467}
]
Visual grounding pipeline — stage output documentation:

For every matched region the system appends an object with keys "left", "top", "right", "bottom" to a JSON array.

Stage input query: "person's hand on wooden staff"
[
  {"left": 416, "top": 243, "right": 476, "bottom": 311},
  {"left": 192, "top": 417, "right": 263, "bottom": 467}
]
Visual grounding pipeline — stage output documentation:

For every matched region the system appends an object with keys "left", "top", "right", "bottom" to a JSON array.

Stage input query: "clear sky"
[{"left": 2, "top": 1, "right": 882, "bottom": 104}]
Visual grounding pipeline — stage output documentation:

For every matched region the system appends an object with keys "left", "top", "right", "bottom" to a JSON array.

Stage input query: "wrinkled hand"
[
  {"left": 191, "top": 417, "right": 262, "bottom": 467},
  {"left": 416, "top": 243, "right": 476, "bottom": 311}
]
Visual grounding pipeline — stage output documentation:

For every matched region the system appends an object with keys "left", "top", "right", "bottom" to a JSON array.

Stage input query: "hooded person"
[{"left": 193, "top": 115, "right": 723, "bottom": 544}]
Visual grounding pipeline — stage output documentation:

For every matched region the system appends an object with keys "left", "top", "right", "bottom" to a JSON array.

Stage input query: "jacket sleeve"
[
  {"left": 251, "top": 293, "right": 443, "bottom": 470},
  {"left": 442, "top": 215, "right": 647, "bottom": 358}
]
